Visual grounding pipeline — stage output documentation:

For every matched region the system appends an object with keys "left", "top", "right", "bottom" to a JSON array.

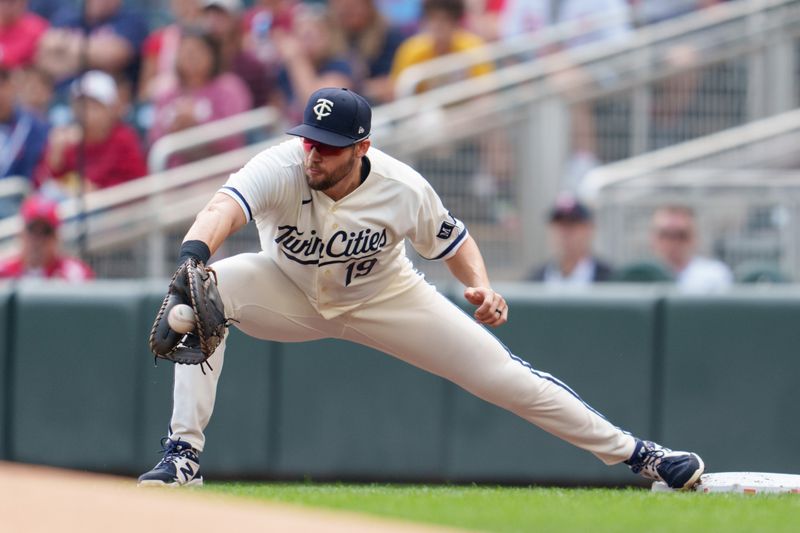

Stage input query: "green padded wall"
[
  {"left": 444, "top": 285, "right": 661, "bottom": 484},
  {"left": 661, "top": 292, "right": 800, "bottom": 473},
  {"left": 0, "top": 284, "right": 12, "bottom": 460},
  {"left": 137, "top": 283, "right": 278, "bottom": 477},
  {"left": 275, "top": 338, "right": 450, "bottom": 479},
  {"left": 8, "top": 282, "right": 800, "bottom": 483},
  {"left": 11, "top": 281, "right": 144, "bottom": 471}
]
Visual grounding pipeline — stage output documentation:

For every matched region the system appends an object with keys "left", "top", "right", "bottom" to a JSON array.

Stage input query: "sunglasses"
[
  {"left": 25, "top": 222, "right": 56, "bottom": 237},
  {"left": 655, "top": 228, "right": 691, "bottom": 241},
  {"left": 302, "top": 138, "right": 348, "bottom": 157}
]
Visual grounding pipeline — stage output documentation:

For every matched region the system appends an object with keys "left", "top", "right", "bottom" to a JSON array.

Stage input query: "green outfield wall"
[
  {"left": 1, "top": 280, "right": 798, "bottom": 483},
  {"left": 0, "top": 285, "right": 12, "bottom": 460}
]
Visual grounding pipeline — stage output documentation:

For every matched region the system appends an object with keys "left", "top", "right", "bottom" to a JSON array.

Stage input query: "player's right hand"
[{"left": 464, "top": 286, "right": 508, "bottom": 328}]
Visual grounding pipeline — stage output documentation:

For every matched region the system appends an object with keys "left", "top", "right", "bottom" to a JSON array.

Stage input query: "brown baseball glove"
[{"left": 149, "top": 258, "right": 229, "bottom": 372}]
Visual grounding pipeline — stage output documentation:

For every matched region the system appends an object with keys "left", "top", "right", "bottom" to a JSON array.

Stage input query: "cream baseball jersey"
[{"left": 218, "top": 138, "right": 468, "bottom": 318}]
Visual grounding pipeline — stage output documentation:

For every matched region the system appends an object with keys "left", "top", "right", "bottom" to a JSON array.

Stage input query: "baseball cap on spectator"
[
  {"left": 203, "top": 0, "right": 243, "bottom": 14},
  {"left": 70, "top": 70, "right": 118, "bottom": 107},
  {"left": 286, "top": 87, "right": 372, "bottom": 147},
  {"left": 549, "top": 194, "right": 592, "bottom": 223},
  {"left": 21, "top": 195, "right": 60, "bottom": 230}
]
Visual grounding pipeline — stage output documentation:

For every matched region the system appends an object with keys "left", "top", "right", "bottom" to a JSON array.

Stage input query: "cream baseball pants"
[{"left": 170, "top": 253, "right": 636, "bottom": 465}]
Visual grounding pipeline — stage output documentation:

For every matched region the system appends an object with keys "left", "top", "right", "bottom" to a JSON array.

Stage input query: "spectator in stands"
[
  {"left": 328, "top": 0, "right": 406, "bottom": 104},
  {"left": 0, "top": 66, "right": 50, "bottom": 181},
  {"left": 273, "top": 4, "right": 354, "bottom": 123},
  {"left": 15, "top": 66, "right": 54, "bottom": 121},
  {"left": 0, "top": 0, "right": 48, "bottom": 69},
  {"left": 201, "top": 0, "right": 274, "bottom": 107},
  {"left": 650, "top": 205, "right": 733, "bottom": 292},
  {"left": 35, "top": 0, "right": 148, "bottom": 89},
  {"left": 35, "top": 70, "right": 147, "bottom": 195},
  {"left": 0, "top": 194, "right": 94, "bottom": 281},
  {"left": 527, "top": 194, "right": 613, "bottom": 285},
  {"left": 148, "top": 28, "right": 252, "bottom": 167},
  {"left": 391, "top": 0, "right": 493, "bottom": 94},
  {"left": 139, "top": 0, "right": 204, "bottom": 103},
  {"left": 241, "top": 0, "right": 297, "bottom": 69}
]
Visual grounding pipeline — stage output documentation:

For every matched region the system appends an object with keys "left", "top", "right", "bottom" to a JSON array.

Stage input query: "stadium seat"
[
  {"left": 734, "top": 261, "right": 791, "bottom": 284},
  {"left": 611, "top": 261, "right": 674, "bottom": 283}
]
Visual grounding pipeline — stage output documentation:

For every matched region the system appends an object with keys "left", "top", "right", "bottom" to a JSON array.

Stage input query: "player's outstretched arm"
[
  {"left": 445, "top": 235, "right": 508, "bottom": 327},
  {"left": 149, "top": 193, "right": 246, "bottom": 364},
  {"left": 183, "top": 192, "right": 248, "bottom": 255}
]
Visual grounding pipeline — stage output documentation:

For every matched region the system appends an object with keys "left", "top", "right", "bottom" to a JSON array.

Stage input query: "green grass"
[{"left": 205, "top": 483, "right": 800, "bottom": 532}]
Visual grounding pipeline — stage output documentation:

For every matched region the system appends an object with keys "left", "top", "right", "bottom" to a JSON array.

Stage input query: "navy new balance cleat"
[
  {"left": 138, "top": 437, "right": 203, "bottom": 487},
  {"left": 625, "top": 439, "right": 704, "bottom": 490}
]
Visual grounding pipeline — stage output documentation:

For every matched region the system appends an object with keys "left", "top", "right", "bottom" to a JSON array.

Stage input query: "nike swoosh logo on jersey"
[{"left": 302, "top": 198, "right": 312, "bottom": 205}]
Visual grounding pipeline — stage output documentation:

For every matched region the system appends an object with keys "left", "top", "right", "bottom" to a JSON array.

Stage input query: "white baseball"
[{"left": 168, "top": 304, "right": 196, "bottom": 334}]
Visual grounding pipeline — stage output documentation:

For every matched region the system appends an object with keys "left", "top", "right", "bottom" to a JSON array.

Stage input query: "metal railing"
[
  {"left": 147, "top": 106, "right": 283, "bottom": 173},
  {"left": 584, "top": 107, "right": 800, "bottom": 280},
  {"left": 579, "top": 107, "right": 800, "bottom": 199},
  {"left": 0, "top": 177, "right": 30, "bottom": 218},
  {"left": 376, "top": 0, "right": 799, "bottom": 131},
  {"left": 373, "top": 0, "right": 800, "bottom": 279},
  {"left": 393, "top": 8, "right": 631, "bottom": 99}
]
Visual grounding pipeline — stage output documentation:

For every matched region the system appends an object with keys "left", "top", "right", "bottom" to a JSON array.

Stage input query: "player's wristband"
[{"left": 178, "top": 240, "right": 211, "bottom": 266}]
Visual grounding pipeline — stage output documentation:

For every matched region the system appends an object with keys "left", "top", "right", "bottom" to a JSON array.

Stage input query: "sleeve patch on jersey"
[{"left": 437, "top": 221, "right": 456, "bottom": 239}]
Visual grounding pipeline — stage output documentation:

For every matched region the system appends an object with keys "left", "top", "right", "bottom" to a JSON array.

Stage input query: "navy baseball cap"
[
  {"left": 286, "top": 87, "right": 371, "bottom": 147},
  {"left": 549, "top": 194, "right": 593, "bottom": 222}
]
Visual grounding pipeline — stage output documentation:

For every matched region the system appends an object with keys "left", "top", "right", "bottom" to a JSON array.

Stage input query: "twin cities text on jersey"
[{"left": 275, "top": 224, "right": 388, "bottom": 265}]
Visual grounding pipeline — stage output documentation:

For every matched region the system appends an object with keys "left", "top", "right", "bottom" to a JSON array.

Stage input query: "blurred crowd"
[
  {"left": 0, "top": 0, "right": 734, "bottom": 281},
  {"left": 528, "top": 194, "right": 748, "bottom": 292}
]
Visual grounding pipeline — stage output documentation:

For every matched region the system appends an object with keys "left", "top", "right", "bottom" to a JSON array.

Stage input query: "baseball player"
[{"left": 139, "top": 88, "right": 704, "bottom": 489}]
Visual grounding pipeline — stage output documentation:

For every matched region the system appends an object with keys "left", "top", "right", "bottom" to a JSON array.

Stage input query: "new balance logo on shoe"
[{"left": 179, "top": 463, "right": 195, "bottom": 480}]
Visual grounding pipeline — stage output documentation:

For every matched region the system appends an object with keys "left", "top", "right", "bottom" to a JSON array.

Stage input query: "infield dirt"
[{"left": 0, "top": 462, "right": 462, "bottom": 532}]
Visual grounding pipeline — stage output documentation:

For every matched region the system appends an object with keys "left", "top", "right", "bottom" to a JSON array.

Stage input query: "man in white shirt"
[{"left": 650, "top": 205, "right": 733, "bottom": 292}]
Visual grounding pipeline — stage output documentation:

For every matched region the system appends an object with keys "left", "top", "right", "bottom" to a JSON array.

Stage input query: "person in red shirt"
[
  {"left": 0, "top": 194, "right": 94, "bottom": 281},
  {"left": 0, "top": 0, "right": 48, "bottom": 69},
  {"left": 35, "top": 70, "right": 147, "bottom": 195}
]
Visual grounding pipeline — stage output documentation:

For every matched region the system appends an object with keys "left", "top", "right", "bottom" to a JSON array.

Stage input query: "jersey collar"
[{"left": 359, "top": 155, "right": 371, "bottom": 184}]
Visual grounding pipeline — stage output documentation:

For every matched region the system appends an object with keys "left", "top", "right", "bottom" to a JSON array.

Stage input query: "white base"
[{"left": 652, "top": 472, "right": 800, "bottom": 494}]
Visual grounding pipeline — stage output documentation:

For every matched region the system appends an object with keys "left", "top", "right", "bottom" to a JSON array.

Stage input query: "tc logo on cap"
[
  {"left": 313, "top": 98, "right": 334, "bottom": 121},
  {"left": 286, "top": 87, "right": 372, "bottom": 147}
]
